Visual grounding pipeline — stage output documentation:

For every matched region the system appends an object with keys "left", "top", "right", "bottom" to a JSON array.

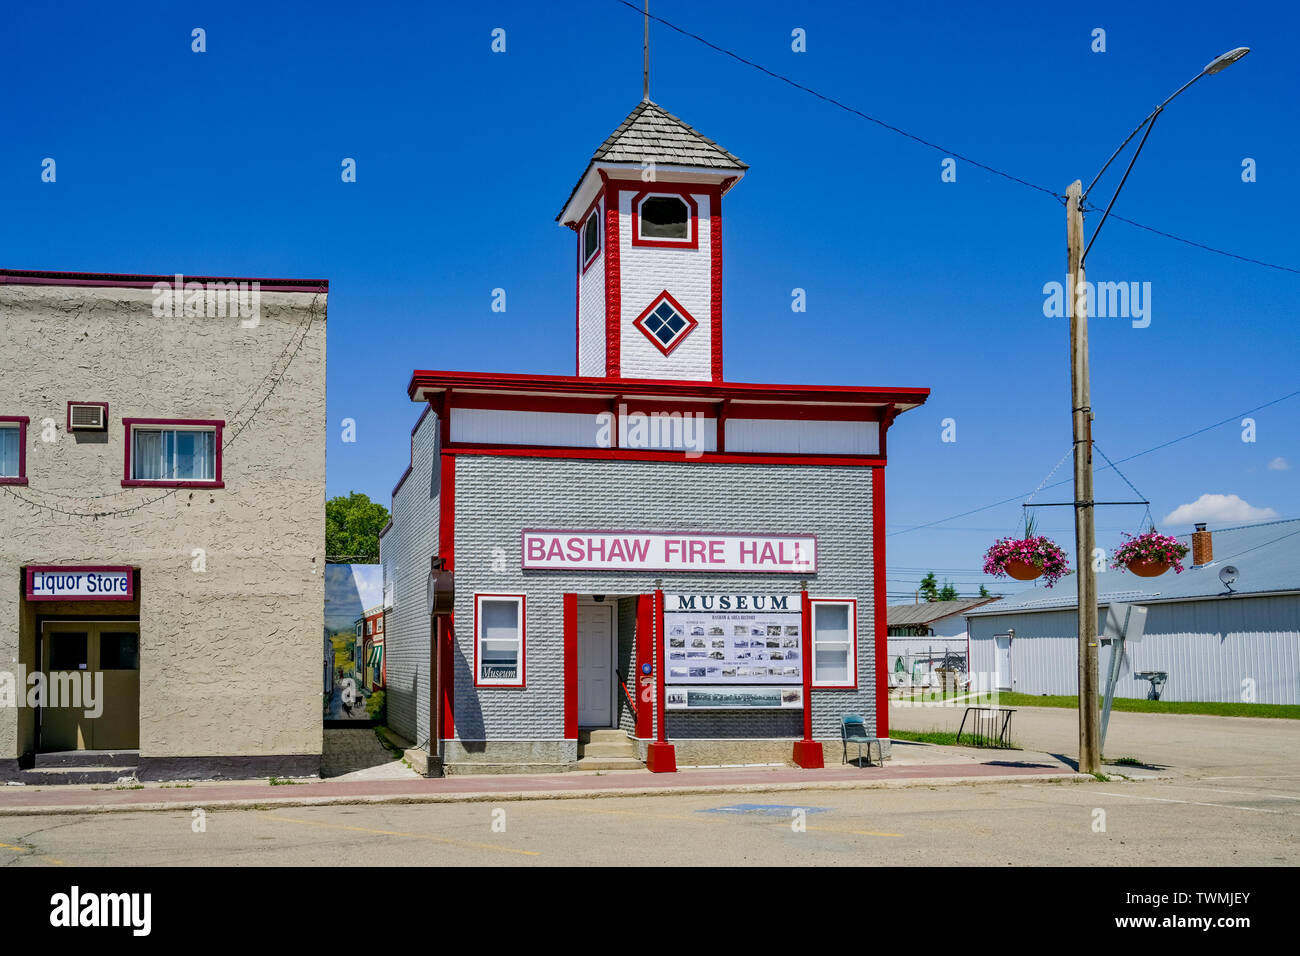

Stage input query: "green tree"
[
  {"left": 979, "top": 583, "right": 991, "bottom": 598},
  {"left": 918, "top": 572, "right": 939, "bottom": 602},
  {"left": 326, "top": 492, "right": 390, "bottom": 563},
  {"left": 938, "top": 581, "right": 959, "bottom": 601}
]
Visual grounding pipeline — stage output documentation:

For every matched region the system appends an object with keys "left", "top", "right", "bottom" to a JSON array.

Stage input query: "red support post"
[
  {"left": 646, "top": 588, "right": 677, "bottom": 772},
  {"left": 563, "top": 593, "right": 578, "bottom": 740},
  {"left": 792, "top": 588, "right": 824, "bottom": 768},
  {"left": 634, "top": 594, "right": 654, "bottom": 740}
]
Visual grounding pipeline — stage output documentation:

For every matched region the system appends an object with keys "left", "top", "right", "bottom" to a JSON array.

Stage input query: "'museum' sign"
[
  {"left": 25, "top": 566, "right": 134, "bottom": 602},
  {"left": 663, "top": 592, "right": 803, "bottom": 687},
  {"left": 521, "top": 530, "right": 816, "bottom": 573}
]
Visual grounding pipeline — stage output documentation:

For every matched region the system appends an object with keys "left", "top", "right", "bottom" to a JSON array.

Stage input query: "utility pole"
[{"left": 1066, "top": 180, "right": 1100, "bottom": 774}]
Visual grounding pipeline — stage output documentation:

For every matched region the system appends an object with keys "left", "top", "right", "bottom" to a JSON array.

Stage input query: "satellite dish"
[{"left": 1219, "top": 565, "right": 1239, "bottom": 590}]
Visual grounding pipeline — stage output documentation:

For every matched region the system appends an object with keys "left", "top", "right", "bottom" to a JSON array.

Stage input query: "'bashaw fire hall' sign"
[{"left": 520, "top": 530, "right": 817, "bottom": 574}]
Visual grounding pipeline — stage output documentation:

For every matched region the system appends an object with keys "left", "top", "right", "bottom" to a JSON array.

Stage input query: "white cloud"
[
  {"left": 1163, "top": 494, "right": 1279, "bottom": 527},
  {"left": 1267, "top": 457, "right": 1290, "bottom": 471}
]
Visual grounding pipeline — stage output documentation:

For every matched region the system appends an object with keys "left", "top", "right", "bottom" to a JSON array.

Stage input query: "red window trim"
[
  {"left": 809, "top": 597, "right": 859, "bottom": 690},
  {"left": 632, "top": 290, "right": 700, "bottom": 357},
  {"left": 580, "top": 201, "right": 603, "bottom": 274},
  {"left": 473, "top": 592, "right": 527, "bottom": 688},
  {"left": 0, "top": 416, "right": 30, "bottom": 485},
  {"left": 631, "top": 190, "right": 700, "bottom": 249},
  {"left": 121, "top": 417, "right": 225, "bottom": 488},
  {"left": 66, "top": 401, "right": 109, "bottom": 433}
]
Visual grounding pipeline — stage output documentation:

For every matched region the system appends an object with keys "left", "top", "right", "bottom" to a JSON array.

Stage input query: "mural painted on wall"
[{"left": 323, "top": 564, "right": 386, "bottom": 723}]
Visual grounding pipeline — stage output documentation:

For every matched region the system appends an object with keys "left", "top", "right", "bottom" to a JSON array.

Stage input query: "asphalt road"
[{"left": 0, "top": 773, "right": 1296, "bottom": 866}]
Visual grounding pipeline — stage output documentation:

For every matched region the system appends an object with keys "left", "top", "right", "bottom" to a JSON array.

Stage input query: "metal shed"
[{"left": 965, "top": 519, "right": 1300, "bottom": 705}]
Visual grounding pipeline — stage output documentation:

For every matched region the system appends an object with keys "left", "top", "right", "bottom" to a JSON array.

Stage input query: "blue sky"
[{"left": 3, "top": 0, "right": 1296, "bottom": 600}]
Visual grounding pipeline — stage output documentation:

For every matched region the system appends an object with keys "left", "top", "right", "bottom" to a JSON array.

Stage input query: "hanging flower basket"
[
  {"left": 984, "top": 534, "right": 1071, "bottom": 588},
  {"left": 1110, "top": 529, "right": 1189, "bottom": 577}
]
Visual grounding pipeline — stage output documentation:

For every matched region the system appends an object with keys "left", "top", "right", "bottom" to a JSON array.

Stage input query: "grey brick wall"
[
  {"left": 378, "top": 408, "right": 440, "bottom": 747},
  {"left": 616, "top": 596, "right": 637, "bottom": 734},
  {"left": 451, "top": 456, "right": 878, "bottom": 746}
]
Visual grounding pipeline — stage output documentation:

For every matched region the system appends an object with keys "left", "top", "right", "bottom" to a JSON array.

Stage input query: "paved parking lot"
[{"left": 1, "top": 771, "right": 1296, "bottom": 866}]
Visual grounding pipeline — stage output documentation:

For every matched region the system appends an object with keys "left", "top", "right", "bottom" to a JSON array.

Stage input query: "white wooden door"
[
  {"left": 577, "top": 603, "right": 614, "bottom": 726},
  {"left": 994, "top": 635, "right": 1012, "bottom": 691}
]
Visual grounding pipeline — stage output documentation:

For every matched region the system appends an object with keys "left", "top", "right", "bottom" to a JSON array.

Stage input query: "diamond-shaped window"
[{"left": 633, "top": 292, "right": 698, "bottom": 356}]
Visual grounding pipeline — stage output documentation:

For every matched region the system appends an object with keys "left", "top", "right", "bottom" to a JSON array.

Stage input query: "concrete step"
[
  {"left": 574, "top": 757, "right": 644, "bottom": 772},
  {"left": 34, "top": 750, "right": 139, "bottom": 769},
  {"left": 578, "top": 741, "right": 636, "bottom": 759},
  {"left": 19, "top": 767, "right": 138, "bottom": 786},
  {"left": 579, "top": 729, "right": 629, "bottom": 744}
]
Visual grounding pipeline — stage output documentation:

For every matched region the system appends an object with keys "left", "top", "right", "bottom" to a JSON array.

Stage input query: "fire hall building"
[{"left": 380, "top": 100, "right": 928, "bottom": 774}]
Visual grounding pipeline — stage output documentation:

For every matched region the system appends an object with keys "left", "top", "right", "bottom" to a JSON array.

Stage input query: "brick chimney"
[{"left": 1192, "top": 522, "right": 1213, "bottom": 567}]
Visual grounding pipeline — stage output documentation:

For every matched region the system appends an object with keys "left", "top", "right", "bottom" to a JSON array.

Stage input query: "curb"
[{"left": 0, "top": 771, "right": 1093, "bottom": 817}]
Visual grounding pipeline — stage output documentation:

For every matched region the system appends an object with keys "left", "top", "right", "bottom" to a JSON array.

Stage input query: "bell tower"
[{"left": 557, "top": 100, "right": 747, "bottom": 382}]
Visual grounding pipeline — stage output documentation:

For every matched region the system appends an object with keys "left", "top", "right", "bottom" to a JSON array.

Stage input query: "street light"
[{"left": 1065, "top": 47, "right": 1248, "bottom": 774}]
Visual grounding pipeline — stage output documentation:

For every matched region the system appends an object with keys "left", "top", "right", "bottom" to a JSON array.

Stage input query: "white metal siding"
[
  {"left": 577, "top": 218, "right": 606, "bottom": 376},
  {"left": 726, "top": 419, "right": 880, "bottom": 455},
  {"left": 969, "top": 595, "right": 1300, "bottom": 704},
  {"left": 452, "top": 408, "right": 603, "bottom": 447}
]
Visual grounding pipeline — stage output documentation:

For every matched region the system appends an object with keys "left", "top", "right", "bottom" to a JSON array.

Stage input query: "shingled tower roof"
[{"left": 557, "top": 100, "right": 747, "bottom": 221}]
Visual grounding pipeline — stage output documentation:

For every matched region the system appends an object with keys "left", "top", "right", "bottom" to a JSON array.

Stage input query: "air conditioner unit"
[{"left": 67, "top": 402, "right": 108, "bottom": 432}]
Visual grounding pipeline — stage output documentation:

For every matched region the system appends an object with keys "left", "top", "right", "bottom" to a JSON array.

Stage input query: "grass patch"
[
  {"left": 268, "top": 777, "right": 306, "bottom": 786},
  {"left": 890, "top": 729, "right": 1020, "bottom": 750},
  {"left": 993, "top": 692, "right": 1300, "bottom": 719},
  {"left": 1108, "top": 756, "right": 1146, "bottom": 767}
]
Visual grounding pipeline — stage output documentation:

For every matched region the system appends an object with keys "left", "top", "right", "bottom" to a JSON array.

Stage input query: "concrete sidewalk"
[{"left": 0, "top": 745, "right": 1089, "bottom": 816}]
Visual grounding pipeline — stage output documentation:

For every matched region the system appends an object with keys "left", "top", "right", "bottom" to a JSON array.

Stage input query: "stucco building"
[
  {"left": 0, "top": 268, "right": 327, "bottom": 780},
  {"left": 380, "top": 101, "right": 928, "bottom": 774}
]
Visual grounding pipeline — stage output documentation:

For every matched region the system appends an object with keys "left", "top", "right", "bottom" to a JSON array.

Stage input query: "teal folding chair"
[{"left": 841, "top": 714, "right": 882, "bottom": 767}]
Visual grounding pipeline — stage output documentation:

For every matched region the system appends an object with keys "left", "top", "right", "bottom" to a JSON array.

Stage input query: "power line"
[
  {"left": 618, "top": 1, "right": 1300, "bottom": 276},
  {"left": 889, "top": 387, "right": 1300, "bottom": 536}
]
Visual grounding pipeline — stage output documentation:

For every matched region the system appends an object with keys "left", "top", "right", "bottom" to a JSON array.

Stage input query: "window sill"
[
  {"left": 121, "top": 479, "right": 225, "bottom": 489},
  {"left": 0, "top": 477, "right": 29, "bottom": 485},
  {"left": 812, "top": 682, "right": 859, "bottom": 691}
]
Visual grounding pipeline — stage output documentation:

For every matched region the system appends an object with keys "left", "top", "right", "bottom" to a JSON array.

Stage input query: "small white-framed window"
[
  {"left": 581, "top": 206, "right": 601, "bottom": 267},
  {"left": 811, "top": 598, "right": 857, "bottom": 689},
  {"left": 637, "top": 194, "right": 690, "bottom": 241},
  {"left": 475, "top": 594, "right": 526, "bottom": 687},
  {"left": 375, "top": 616, "right": 384, "bottom": 635}
]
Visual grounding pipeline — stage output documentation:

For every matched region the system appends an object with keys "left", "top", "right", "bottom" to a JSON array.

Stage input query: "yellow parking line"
[
  {"left": 264, "top": 815, "right": 540, "bottom": 856},
  {"left": 804, "top": 824, "right": 904, "bottom": 839},
  {"left": 0, "top": 842, "right": 30, "bottom": 853}
]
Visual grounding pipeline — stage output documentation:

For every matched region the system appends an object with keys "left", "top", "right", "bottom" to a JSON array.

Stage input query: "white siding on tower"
[
  {"left": 726, "top": 419, "right": 880, "bottom": 455},
  {"left": 619, "top": 190, "right": 713, "bottom": 381}
]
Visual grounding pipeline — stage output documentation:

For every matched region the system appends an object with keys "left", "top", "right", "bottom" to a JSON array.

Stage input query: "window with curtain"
[
  {"left": 811, "top": 600, "right": 857, "bottom": 688},
  {"left": 477, "top": 595, "right": 524, "bottom": 686},
  {"left": 131, "top": 427, "right": 216, "bottom": 481},
  {"left": 0, "top": 425, "right": 19, "bottom": 477}
]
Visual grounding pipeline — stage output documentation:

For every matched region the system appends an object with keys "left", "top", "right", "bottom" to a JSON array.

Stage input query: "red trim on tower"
[
  {"left": 602, "top": 175, "right": 622, "bottom": 377},
  {"left": 563, "top": 593, "right": 578, "bottom": 739},
  {"left": 872, "top": 464, "right": 888, "bottom": 739},
  {"left": 635, "top": 594, "right": 653, "bottom": 739},
  {"left": 710, "top": 192, "right": 723, "bottom": 381}
]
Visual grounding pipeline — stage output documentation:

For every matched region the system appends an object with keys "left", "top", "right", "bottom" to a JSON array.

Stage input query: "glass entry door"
[{"left": 40, "top": 621, "right": 140, "bottom": 751}]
